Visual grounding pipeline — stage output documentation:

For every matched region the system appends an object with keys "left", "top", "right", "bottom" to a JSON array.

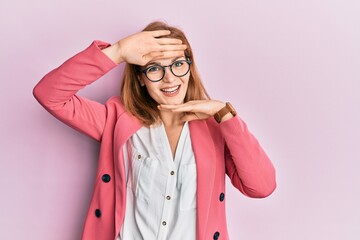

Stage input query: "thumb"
[{"left": 181, "top": 113, "right": 200, "bottom": 122}]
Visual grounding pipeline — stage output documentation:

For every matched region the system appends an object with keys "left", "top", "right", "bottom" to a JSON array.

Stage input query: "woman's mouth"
[{"left": 160, "top": 85, "right": 180, "bottom": 96}]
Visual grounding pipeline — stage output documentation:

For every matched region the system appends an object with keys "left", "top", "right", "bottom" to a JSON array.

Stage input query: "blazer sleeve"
[
  {"left": 33, "top": 40, "right": 118, "bottom": 142},
  {"left": 220, "top": 116, "right": 277, "bottom": 198}
]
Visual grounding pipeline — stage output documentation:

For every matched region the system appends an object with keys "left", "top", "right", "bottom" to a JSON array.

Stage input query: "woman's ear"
[{"left": 138, "top": 76, "right": 145, "bottom": 87}]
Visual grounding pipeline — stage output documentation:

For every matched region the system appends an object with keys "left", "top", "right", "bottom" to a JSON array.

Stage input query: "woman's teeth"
[{"left": 161, "top": 85, "right": 180, "bottom": 93}]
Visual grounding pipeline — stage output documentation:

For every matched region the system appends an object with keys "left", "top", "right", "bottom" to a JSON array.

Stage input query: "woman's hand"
[
  {"left": 110, "top": 30, "right": 187, "bottom": 65},
  {"left": 158, "top": 100, "right": 233, "bottom": 122}
]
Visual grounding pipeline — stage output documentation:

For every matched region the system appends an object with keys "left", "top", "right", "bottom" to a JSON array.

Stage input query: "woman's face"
[{"left": 139, "top": 53, "right": 190, "bottom": 105}]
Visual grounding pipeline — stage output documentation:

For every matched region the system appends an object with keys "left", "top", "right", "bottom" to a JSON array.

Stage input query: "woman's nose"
[{"left": 162, "top": 66, "right": 176, "bottom": 83}]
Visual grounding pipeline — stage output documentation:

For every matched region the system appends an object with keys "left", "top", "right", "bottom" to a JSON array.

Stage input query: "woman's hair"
[{"left": 120, "top": 21, "right": 210, "bottom": 126}]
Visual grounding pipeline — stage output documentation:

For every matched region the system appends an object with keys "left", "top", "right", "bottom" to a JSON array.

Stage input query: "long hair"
[{"left": 120, "top": 21, "right": 210, "bottom": 126}]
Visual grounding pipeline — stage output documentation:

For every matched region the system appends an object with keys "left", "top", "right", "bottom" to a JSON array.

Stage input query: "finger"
[
  {"left": 142, "top": 51, "right": 164, "bottom": 65},
  {"left": 153, "top": 50, "right": 188, "bottom": 60},
  {"left": 149, "top": 30, "right": 171, "bottom": 37},
  {"left": 144, "top": 44, "right": 186, "bottom": 58},
  {"left": 156, "top": 38, "right": 183, "bottom": 45},
  {"left": 158, "top": 104, "right": 190, "bottom": 113},
  {"left": 159, "top": 44, "right": 187, "bottom": 52},
  {"left": 168, "top": 105, "right": 195, "bottom": 113},
  {"left": 158, "top": 103, "right": 186, "bottom": 110},
  {"left": 158, "top": 101, "right": 199, "bottom": 110},
  {"left": 148, "top": 51, "right": 164, "bottom": 58}
]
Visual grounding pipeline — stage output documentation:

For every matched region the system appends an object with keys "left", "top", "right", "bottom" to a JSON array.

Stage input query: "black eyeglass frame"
[{"left": 139, "top": 58, "right": 192, "bottom": 82}]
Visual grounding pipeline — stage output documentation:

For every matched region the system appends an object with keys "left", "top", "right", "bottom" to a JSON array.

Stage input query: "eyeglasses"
[{"left": 140, "top": 58, "right": 192, "bottom": 82}]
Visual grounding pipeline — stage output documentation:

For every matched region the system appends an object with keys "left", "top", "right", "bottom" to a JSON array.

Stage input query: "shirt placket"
[{"left": 157, "top": 124, "right": 179, "bottom": 240}]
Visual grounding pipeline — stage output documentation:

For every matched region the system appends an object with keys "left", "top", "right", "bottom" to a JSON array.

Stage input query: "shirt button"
[
  {"left": 137, "top": 154, "right": 141, "bottom": 160},
  {"left": 166, "top": 196, "right": 171, "bottom": 200},
  {"left": 162, "top": 221, "right": 167, "bottom": 226},
  {"left": 170, "top": 171, "right": 175, "bottom": 175}
]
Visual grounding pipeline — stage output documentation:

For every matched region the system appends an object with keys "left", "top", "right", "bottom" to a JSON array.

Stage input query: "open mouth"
[{"left": 160, "top": 85, "right": 180, "bottom": 95}]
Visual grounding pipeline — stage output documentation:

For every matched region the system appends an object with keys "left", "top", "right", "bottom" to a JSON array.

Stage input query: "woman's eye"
[
  {"left": 173, "top": 61, "right": 184, "bottom": 67},
  {"left": 147, "top": 66, "right": 160, "bottom": 73}
]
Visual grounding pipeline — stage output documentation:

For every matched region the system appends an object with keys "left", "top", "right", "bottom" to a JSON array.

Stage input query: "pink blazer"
[{"left": 33, "top": 40, "right": 276, "bottom": 240}]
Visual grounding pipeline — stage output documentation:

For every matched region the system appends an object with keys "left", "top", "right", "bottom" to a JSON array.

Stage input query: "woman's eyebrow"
[
  {"left": 171, "top": 56, "right": 186, "bottom": 62},
  {"left": 146, "top": 60, "right": 161, "bottom": 66}
]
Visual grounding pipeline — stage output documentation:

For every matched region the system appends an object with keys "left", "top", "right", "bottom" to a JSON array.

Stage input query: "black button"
[
  {"left": 213, "top": 231, "right": 220, "bottom": 239},
  {"left": 102, "top": 174, "right": 111, "bottom": 183},
  {"left": 166, "top": 196, "right": 171, "bottom": 200},
  {"left": 95, "top": 209, "right": 101, "bottom": 218},
  {"left": 219, "top": 192, "right": 225, "bottom": 202},
  {"left": 162, "top": 221, "right": 167, "bottom": 226},
  {"left": 170, "top": 171, "right": 175, "bottom": 175}
]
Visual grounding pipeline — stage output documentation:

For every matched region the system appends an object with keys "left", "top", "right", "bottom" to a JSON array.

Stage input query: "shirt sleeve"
[
  {"left": 220, "top": 116, "right": 277, "bottom": 198},
  {"left": 33, "top": 40, "right": 118, "bottom": 142}
]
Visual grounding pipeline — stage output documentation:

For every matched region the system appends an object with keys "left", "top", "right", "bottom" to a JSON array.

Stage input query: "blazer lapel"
[
  {"left": 189, "top": 120, "right": 216, "bottom": 240},
  {"left": 114, "top": 112, "right": 142, "bottom": 148},
  {"left": 113, "top": 112, "right": 142, "bottom": 236}
]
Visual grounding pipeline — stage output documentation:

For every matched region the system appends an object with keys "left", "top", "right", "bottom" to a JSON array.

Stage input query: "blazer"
[{"left": 33, "top": 40, "right": 276, "bottom": 240}]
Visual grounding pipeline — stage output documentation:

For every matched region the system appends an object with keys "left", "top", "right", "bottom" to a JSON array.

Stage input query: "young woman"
[{"left": 33, "top": 21, "right": 276, "bottom": 240}]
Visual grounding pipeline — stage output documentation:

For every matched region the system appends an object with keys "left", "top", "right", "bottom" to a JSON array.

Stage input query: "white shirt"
[{"left": 117, "top": 121, "right": 197, "bottom": 240}]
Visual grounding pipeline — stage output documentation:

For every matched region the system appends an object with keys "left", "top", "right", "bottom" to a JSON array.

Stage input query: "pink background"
[{"left": 1, "top": 0, "right": 360, "bottom": 239}]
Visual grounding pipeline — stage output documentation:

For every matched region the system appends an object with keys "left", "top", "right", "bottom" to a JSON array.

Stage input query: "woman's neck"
[{"left": 159, "top": 110, "right": 184, "bottom": 127}]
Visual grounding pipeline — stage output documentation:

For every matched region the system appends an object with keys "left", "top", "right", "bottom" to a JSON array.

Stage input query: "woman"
[{"left": 33, "top": 21, "right": 276, "bottom": 240}]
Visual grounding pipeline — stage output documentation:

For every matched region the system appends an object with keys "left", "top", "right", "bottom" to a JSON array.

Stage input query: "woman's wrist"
[
  {"left": 219, "top": 112, "right": 234, "bottom": 123},
  {"left": 213, "top": 102, "right": 237, "bottom": 123},
  {"left": 101, "top": 43, "right": 124, "bottom": 65}
]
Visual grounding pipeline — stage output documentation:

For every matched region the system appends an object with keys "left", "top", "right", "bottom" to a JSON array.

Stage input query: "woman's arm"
[
  {"left": 33, "top": 40, "right": 117, "bottom": 142},
  {"left": 158, "top": 100, "right": 277, "bottom": 198},
  {"left": 221, "top": 116, "right": 276, "bottom": 198}
]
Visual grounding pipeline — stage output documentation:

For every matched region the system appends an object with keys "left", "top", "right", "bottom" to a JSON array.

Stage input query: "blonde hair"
[{"left": 120, "top": 21, "right": 210, "bottom": 126}]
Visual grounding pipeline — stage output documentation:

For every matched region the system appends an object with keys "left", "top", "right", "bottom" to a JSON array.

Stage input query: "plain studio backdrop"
[{"left": 1, "top": 0, "right": 359, "bottom": 239}]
